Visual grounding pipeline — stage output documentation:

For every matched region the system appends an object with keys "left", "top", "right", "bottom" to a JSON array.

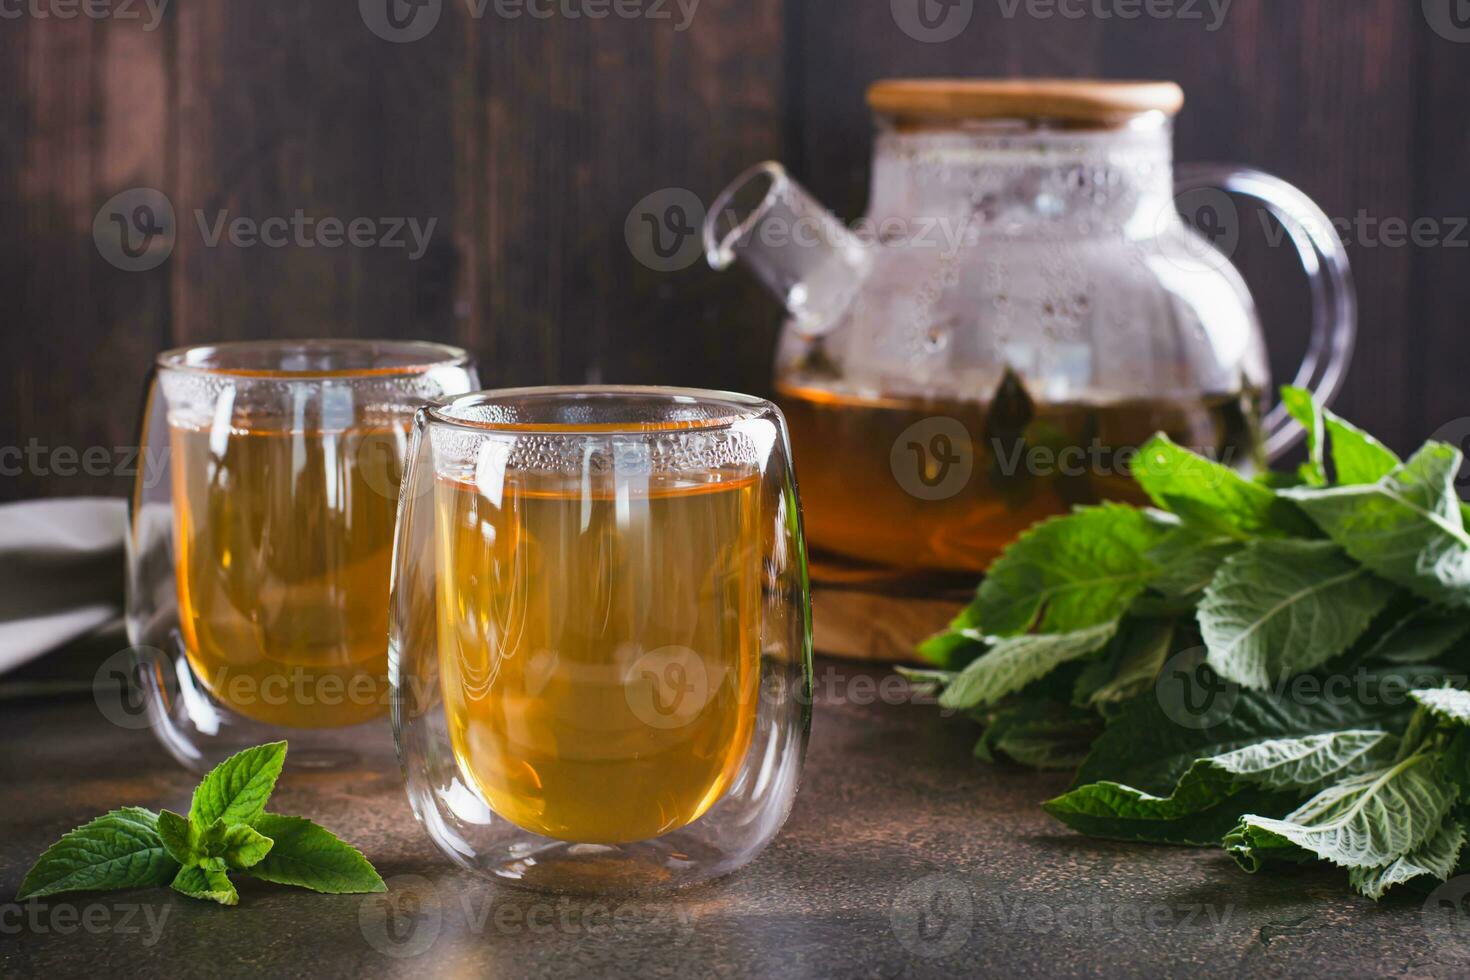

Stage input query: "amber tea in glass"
[
  {"left": 435, "top": 459, "right": 762, "bottom": 844},
  {"left": 391, "top": 388, "right": 811, "bottom": 892},
  {"left": 170, "top": 416, "right": 409, "bottom": 728},
  {"left": 127, "top": 340, "right": 478, "bottom": 771}
]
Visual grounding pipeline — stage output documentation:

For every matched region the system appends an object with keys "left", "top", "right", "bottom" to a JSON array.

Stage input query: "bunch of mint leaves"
[
  {"left": 905, "top": 386, "right": 1470, "bottom": 900},
  {"left": 17, "top": 742, "right": 385, "bottom": 906}
]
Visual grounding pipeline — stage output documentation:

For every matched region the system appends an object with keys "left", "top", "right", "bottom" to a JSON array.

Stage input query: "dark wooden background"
[{"left": 2, "top": 0, "right": 1464, "bottom": 500}]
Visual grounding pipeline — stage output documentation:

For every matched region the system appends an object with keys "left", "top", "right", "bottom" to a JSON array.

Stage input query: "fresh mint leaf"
[
  {"left": 1131, "top": 435, "right": 1315, "bottom": 540},
  {"left": 1229, "top": 752, "right": 1454, "bottom": 870},
  {"left": 1362, "top": 606, "right": 1470, "bottom": 666},
  {"left": 244, "top": 814, "right": 386, "bottom": 894},
  {"left": 209, "top": 822, "right": 274, "bottom": 871},
  {"left": 915, "top": 631, "right": 985, "bottom": 671},
  {"left": 1072, "top": 619, "right": 1174, "bottom": 709},
  {"left": 939, "top": 623, "right": 1118, "bottom": 711},
  {"left": 975, "top": 701, "right": 1101, "bottom": 770},
  {"left": 1283, "top": 444, "right": 1470, "bottom": 607},
  {"left": 156, "top": 809, "right": 194, "bottom": 865},
  {"left": 17, "top": 808, "right": 180, "bottom": 899},
  {"left": 1323, "top": 408, "right": 1401, "bottom": 485},
  {"left": 189, "top": 741, "right": 287, "bottom": 829},
  {"left": 1074, "top": 665, "right": 1442, "bottom": 795},
  {"left": 1199, "top": 540, "right": 1395, "bottom": 689},
  {"left": 1349, "top": 818, "right": 1466, "bottom": 900},
  {"left": 1143, "top": 523, "right": 1241, "bottom": 599},
  {"left": 1046, "top": 731, "right": 1396, "bottom": 845},
  {"left": 172, "top": 859, "right": 238, "bottom": 906},
  {"left": 953, "top": 504, "right": 1166, "bottom": 637},
  {"left": 1410, "top": 687, "right": 1470, "bottom": 727},
  {"left": 1280, "top": 386, "right": 1327, "bottom": 486}
]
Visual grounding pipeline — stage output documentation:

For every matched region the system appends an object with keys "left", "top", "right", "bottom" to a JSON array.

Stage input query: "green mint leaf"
[
  {"left": 171, "top": 859, "right": 238, "bottom": 906},
  {"left": 1323, "top": 407, "right": 1401, "bottom": 485},
  {"left": 217, "top": 823, "right": 274, "bottom": 870},
  {"left": 1131, "top": 434, "right": 1315, "bottom": 540},
  {"left": 1349, "top": 818, "right": 1466, "bottom": 900},
  {"left": 17, "top": 808, "right": 180, "bottom": 900},
  {"left": 1362, "top": 606, "right": 1470, "bottom": 666},
  {"left": 1075, "top": 664, "right": 1444, "bottom": 795},
  {"left": 953, "top": 504, "right": 1166, "bottom": 637},
  {"left": 1410, "top": 688, "right": 1470, "bottom": 727},
  {"left": 1143, "top": 523, "right": 1241, "bottom": 598},
  {"left": 1072, "top": 619, "right": 1174, "bottom": 709},
  {"left": 1230, "top": 752, "right": 1454, "bottom": 870},
  {"left": 974, "top": 701, "right": 1100, "bottom": 771},
  {"left": 1282, "top": 444, "right": 1470, "bottom": 607},
  {"left": 1280, "top": 386, "right": 1327, "bottom": 487},
  {"left": 1199, "top": 539, "right": 1395, "bottom": 689},
  {"left": 156, "top": 809, "right": 195, "bottom": 866},
  {"left": 243, "top": 814, "right": 386, "bottom": 894},
  {"left": 939, "top": 622, "right": 1117, "bottom": 711},
  {"left": 189, "top": 741, "right": 287, "bottom": 828},
  {"left": 1047, "top": 731, "right": 1396, "bottom": 845},
  {"left": 915, "top": 631, "right": 985, "bottom": 671}
]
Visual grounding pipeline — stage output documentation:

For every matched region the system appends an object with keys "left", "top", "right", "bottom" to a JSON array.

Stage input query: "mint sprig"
[
  {"left": 912, "top": 385, "right": 1470, "bottom": 900},
  {"left": 17, "top": 742, "right": 385, "bottom": 905}
]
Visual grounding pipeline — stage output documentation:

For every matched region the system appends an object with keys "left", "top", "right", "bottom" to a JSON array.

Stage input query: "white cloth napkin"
[{"left": 0, "top": 498, "right": 127, "bottom": 673}]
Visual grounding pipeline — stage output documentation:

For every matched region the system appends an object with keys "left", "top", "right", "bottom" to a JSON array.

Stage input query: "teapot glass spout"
[{"left": 703, "top": 162, "right": 870, "bottom": 336}]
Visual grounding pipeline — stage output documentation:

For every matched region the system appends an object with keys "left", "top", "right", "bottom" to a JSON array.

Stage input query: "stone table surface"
[{"left": 4, "top": 657, "right": 1470, "bottom": 979}]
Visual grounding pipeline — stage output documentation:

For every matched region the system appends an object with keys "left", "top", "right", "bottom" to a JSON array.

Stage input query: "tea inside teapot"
[{"left": 779, "top": 370, "right": 1262, "bottom": 572}]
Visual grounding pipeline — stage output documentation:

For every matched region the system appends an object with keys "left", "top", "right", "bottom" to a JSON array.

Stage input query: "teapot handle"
[{"left": 1174, "top": 164, "right": 1357, "bottom": 461}]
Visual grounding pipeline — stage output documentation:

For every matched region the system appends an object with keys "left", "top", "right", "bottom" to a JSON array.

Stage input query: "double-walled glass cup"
[
  {"left": 390, "top": 387, "right": 812, "bottom": 893},
  {"left": 126, "top": 340, "right": 478, "bottom": 771}
]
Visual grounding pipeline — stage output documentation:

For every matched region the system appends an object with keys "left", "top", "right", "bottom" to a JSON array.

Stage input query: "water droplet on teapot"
[
  {"left": 923, "top": 322, "right": 952, "bottom": 353},
  {"left": 1034, "top": 193, "right": 1064, "bottom": 217}
]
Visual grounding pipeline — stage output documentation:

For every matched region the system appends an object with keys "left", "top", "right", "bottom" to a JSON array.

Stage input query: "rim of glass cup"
[
  {"left": 155, "top": 339, "right": 473, "bottom": 380},
  {"left": 426, "top": 385, "right": 775, "bottom": 434}
]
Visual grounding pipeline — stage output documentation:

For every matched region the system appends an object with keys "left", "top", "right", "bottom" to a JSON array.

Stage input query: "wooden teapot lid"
[{"left": 867, "top": 78, "right": 1185, "bottom": 125}]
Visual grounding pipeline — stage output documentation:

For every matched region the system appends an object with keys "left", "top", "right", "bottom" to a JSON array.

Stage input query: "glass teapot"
[{"left": 703, "top": 79, "right": 1354, "bottom": 574}]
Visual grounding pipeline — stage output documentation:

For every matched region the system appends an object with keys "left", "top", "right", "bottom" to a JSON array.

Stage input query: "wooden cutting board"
[{"left": 808, "top": 554, "right": 975, "bottom": 663}]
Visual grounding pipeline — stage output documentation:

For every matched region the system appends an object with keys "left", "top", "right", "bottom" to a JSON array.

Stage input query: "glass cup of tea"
[
  {"left": 125, "top": 340, "right": 479, "bottom": 771},
  {"left": 390, "top": 387, "right": 812, "bottom": 893}
]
